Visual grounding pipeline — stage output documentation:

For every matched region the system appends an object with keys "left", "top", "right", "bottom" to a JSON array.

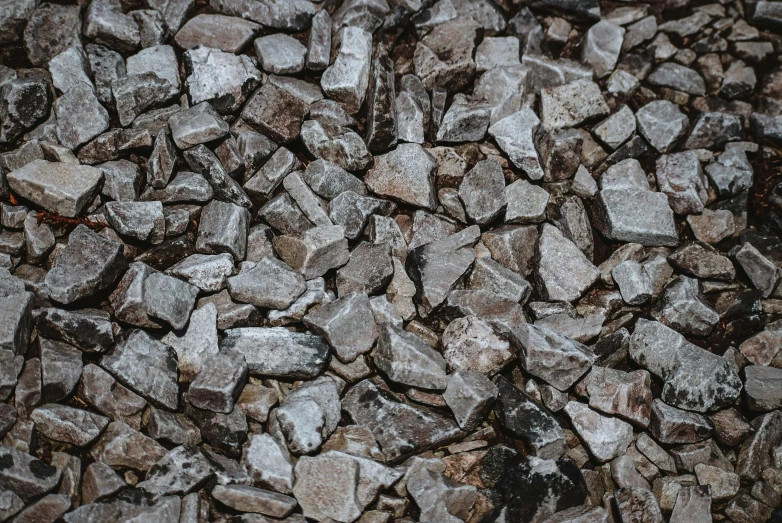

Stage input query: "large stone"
[
  {"left": 7, "top": 160, "right": 103, "bottom": 218},
  {"left": 536, "top": 224, "right": 599, "bottom": 302},
  {"left": 175, "top": 14, "right": 260, "bottom": 53},
  {"left": 242, "top": 82, "right": 309, "bottom": 144},
  {"left": 635, "top": 100, "right": 689, "bottom": 153},
  {"left": 581, "top": 21, "right": 624, "bottom": 78},
  {"left": 744, "top": 365, "right": 782, "bottom": 411},
  {"left": 221, "top": 327, "right": 329, "bottom": 378},
  {"left": 540, "top": 79, "right": 610, "bottom": 131},
  {"left": 373, "top": 324, "right": 447, "bottom": 390},
  {"left": 44, "top": 225, "right": 127, "bottom": 304},
  {"left": 365, "top": 143, "right": 437, "bottom": 210},
  {"left": 656, "top": 151, "right": 709, "bottom": 215},
  {"left": 23, "top": 3, "right": 81, "bottom": 66},
  {"left": 30, "top": 404, "right": 109, "bottom": 447},
  {"left": 488, "top": 108, "right": 544, "bottom": 180},
  {"left": 0, "top": 444, "right": 61, "bottom": 502},
  {"left": 414, "top": 16, "right": 479, "bottom": 92},
  {"left": 652, "top": 276, "right": 719, "bottom": 336},
  {"left": 0, "top": 291, "right": 33, "bottom": 355},
  {"left": 321, "top": 27, "right": 372, "bottom": 114},
  {"left": 594, "top": 189, "right": 679, "bottom": 246},
  {"left": 228, "top": 256, "right": 306, "bottom": 309},
  {"left": 647, "top": 63, "right": 706, "bottom": 95},
  {"left": 183, "top": 45, "right": 262, "bottom": 114},
  {"left": 442, "top": 316, "right": 514, "bottom": 375},
  {"left": 304, "top": 291, "right": 376, "bottom": 363},
  {"left": 564, "top": 401, "right": 633, "bottom": 462}
]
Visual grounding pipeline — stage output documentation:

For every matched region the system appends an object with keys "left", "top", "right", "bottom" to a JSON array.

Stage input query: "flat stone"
[
  {"left": 694, "top": 463, "right": 740, "bottom": 501},
  {"left": 581, "top": 21, "right": 624, "bottom": 78},
  {"left": 245, "top": 433, "right": 294, "bottom": 494},
  {"left": 612, "top": 260, "right": 653, "bottom": 305},
  {"left": 146, "top": 408, "right": 201, "bottom": 445},
  {"left": 647, "top": 63, "right": 706, "bottom": 95},
  {"left": 685, "top": 112, "right": 743, "bottom": 150},
  {"left": 101, "top": 329, "right": 180, "bottom": 410},
  {"left": 49, "top": 46, "right": 93, "bottom": 95},
  {"left": 242, "top": 82, "right": 309, "bottom": 144},
  {"left": 437, "top": 95, "right": 491, "bottom": 144},
  {"left": 488, "top": 108, "right": 544, "bottom": 180},
  {"left": 687, "top": 209, "right": 735, "bottom": 244},
  {"left": 614, "top": 487, "right": 664, "bottom": 522},
  {"left": 78, "top": 364, "right": 147, "bottom": 430},
  {"left": 342, "top": 379, "right": 463, "bottom": 463},
  {"left": 196, "top": 199, "right": 250, "bottom": 260},
  {"left": 90, "top": 421, "right": 167, "bottom": 472},
  {"left": 365, "top": 143, "right": 437, "bottom": 210},
  {"left": 23, "top": 3, "right": 81, "bottom": 66},
  {"left": 414, "top": 16, "right": 479, "bottom": 92},
  {"left": 45, "top": 225, "right": 126, "bottom": 304},
  {"left": 0, "top": 291, "right": 33, "bottom": 355},
  {"left": 373, "top": 324, "right": 447, "bottom": 390},
  {"left": 212, "top": 484, "right": 296, "bottom": 517},
  {"left": 536, "top": 224, "right": 599, "bottom": 302},
  {"left": 30, "top": 404, "right": 108, "bottom": 447},
  {"left": 303, "top": 159, "right": 366, "bottom": 200},
  {"left": 595, "top": 188, "right": 679, "bottom": 246},
  {"left": 221, "top": 327, "right": 329, "bottom": 378},
  {"left": 735, "top": 242, "right": 780, "bottom": 297},
  {"left": 274, "top": 225, "right": 350, "bottom": 280},
  {"left": 564, "top": 401, "right": 633, "bottom": 462},
  {"left": 540, "top": 79, "right": 610, "bottom": 131},
  {"left": 476, "top": 37, "right": 520, "bottom": 72},
  {"left": 188, "top": 350, "right": 247, "bottom": 413},
  {"left": 467, "top": 257, "right": 531, "bottom": 303},
  {"left": 0, "top": 445, "right": 61, "bottom": 502},
  {"left": 745, "top": 365, "right": 782, "bottom": 411},
  {"left": 300, "top": 119, "right": 372, "bottom": 171},
  {"left": 169, "top": 102, "right": 230, "bottom": 149},
  {"left": 175, "top": 14, "right": 259, "bottom": 53},
  {"left": 7, "top": 160, "right": 103, "bottom": 218},
  {"left": 293, "top": 454, "right": 362, "bottom": 522},
  {"left": 630, "top": 319, "right": 741, "bottom": 412},
  {"left": 105, "top": 201, "right": 165, "bottom": 244},
  {"left": 593, "top": 105, "right": 635, "bottom": 150},
  {"left": 443, "top": 369, "right": 498, "bottom": 431},
  {"left": 81, "top": 461, "right": 126, "bottom": 505},
  {"left": 167, "top": 253, "right": 235, "bottom": 292},
  {"left": 183, "top": 45, "right": 262, "bottom": 114},
  {"left": 228, "top": 256, "right": 306, "bottom": 309},
  {"left": 494, "top": 376, "right": 567, "bottom": 459},
  {"left": 113, "top": 72, "right": 178, "bottom": 127},
  {"left": 304, "top": 291, "right": 376, "bottom": 363},
  {"left": 577, "top": 366, "right": 653, "bottom": 426},
  {"left": 635, "top": 100, "right": 689, "bottom": 153}
]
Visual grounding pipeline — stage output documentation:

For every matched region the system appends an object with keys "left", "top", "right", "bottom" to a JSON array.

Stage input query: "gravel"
[{"left": 1, "top": 1, "right": 782, "bottom": 522}]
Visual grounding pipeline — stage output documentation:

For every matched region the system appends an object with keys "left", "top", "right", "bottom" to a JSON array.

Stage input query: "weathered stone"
[
  {"left": 577, "top": 366, "right": 652, "bottom": 426},
  {"left": 105, "top": 201, "right": 165, "bottom": 244},
  {"left": 321, "top": 26, "right": 372, "bottom": 114},
  {"left": 592, "top": 105, "right": 635, "bottom": 151},
  {"left": 242, "top": 82, "right": 308, "bottom": 145},
  {"left": 23, "top": 4, "right": 81, "bottom": 66},
  {"left": 8, "top": 161, "right": 103, "bottom": 218},
  {"left": 443, "top": 369, "right": 497, "bottom": 431},
  {"left": 614, "top": 487, "right": 664, "bottom": 523},
  {"left": 536, "top": 224, "right": 599, "bottom": 302},
  {"left": 488, "top": 108, "right": 544, "bottom": 180},
  {"left": 81, "top": 461, "right": 126, "bottom": 505},
  {"left": 91, "top": 420, "right": 167, "bottom": 472},
  {"left": 745, "top": 365, "right": 782, "bottom": 411},
  {"left": 30, "top": 404, "right": 108, "bottom": 447},
  {"left": 595, "top": 188, "right": 679, "bottom": 247},
  {"left": 187, "top": 351, "right": 247, "bottom": 413},
  {"left": 113, "top": 72, "right": 178, "bottom": 127},
  {"left": 45, "top": 225, "right": 126, "bottom": 304},
  {"left": 175, "top": 14, "right": 258, "bottom": 52},
  {"left": 373, "top": 324, "right": 447, "bottom": 390},
  {"left": 0, "top": 290, "right": 33, "bottom": 355},
  {"left": 437, "top": 95, "right": 491, "bottom": 144},
  {"left": 169, "top": 102, "right": 230, "bottom": 149},
  {"left": 407, "top": 467, "right": 477, "bottom": 523},
  {"left": 78, "top": 364, "right": 147, "bottom": 430},
  {"left": 365, "top": 46, "right": 396, "bottom": 152},
  {"left": 300, "top": 119, "right": 372, "bottom": 171},
  {"left": 228, "top": 256, "right": 306, "bottom": 309},
  {"left": 196, "top": 199, "right": 250, "bottom": 260},
  {"left": 735, "top": 242, "right": 780, "bottom": 297},
  {"left": 540, "top": 79, "right": 610, "bottom": 131},
  {"left": 245, "top": 433, "right": 293, "bottom": 493},
  {"left": 564, "top": 401, "right": 633, "bottom": 462},
  {"left": 635, "top": 100, "right": 689, "bottom": 153},
  {"left": 221, "top": 327, "right": 329, "bottom": 378},
  {"left": 293, "top": 454, "right": 362, "bottom": 522},
  {"left": 212, "top": 484, "right": 296, "bottom": 517},
  {"left": 582, "top": 21, "right": 624, "bottom": 78},
  {"left": 306, "top": 9, "right": 331, "bottom": 71},
  {"left": 365, "top": 143, "right": 436, "bottom": 210},
  {"left": 183, "top": 45, "right": 261, "bottom": 114}
]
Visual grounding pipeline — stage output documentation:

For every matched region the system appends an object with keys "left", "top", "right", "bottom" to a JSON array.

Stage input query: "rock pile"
[{"left": 1, "top": 0, "right": 782, "bottom": 521}]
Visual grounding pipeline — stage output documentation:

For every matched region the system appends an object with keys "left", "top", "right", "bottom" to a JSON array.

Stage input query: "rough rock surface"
[{"left": 1, "top": 2, "right": 781, "bottom": 522}]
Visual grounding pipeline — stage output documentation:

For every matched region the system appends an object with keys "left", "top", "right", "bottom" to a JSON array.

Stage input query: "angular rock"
[
  {"left": 188, "top": 351, "right": 247, "bottom": 413},
  {"left": 304, "top": 291, "right": 376, "bottom": 363},
  {"left": 30, "top": 404, "right": 109, "bottom": 447},
  {"left": 581, "top": 21, "right": 624, "bottom": 78},
  {"left": 196, "top": 199, "right": 250, "bottom": 260},
  {"left": 183, "top": 45, "right": 261, "bottom": 114},
  {"left": 245, "top": 433, "right": 294, "bottom": 494},
  {"left": 212, "top": 484, "right": 296, "bottom": 517},
  {"left": 105, "top": 201, "right": 166, "bottom": 244},
  {"left": 139, "top": 445, "right": 214, "bottom": 498},
  {"left": 540, "top": 79, "right": 610, "bottom": 131},
  {"left": 0, "top": 291, "right": 33, "bottom": 355},
  {"left": 221, "top": 327, "right": 329, "bottom": 378},
  {"left": 745, "top": 365, "right": 782, "bottom": 411},
  {"left": 175, "top": 14, "right": 259, "bottom": 53},
  {"left": 78, "top": 364, "right": 147, "bottom": 430},
  {"left": 365, "top": 143, "right": 436, "bottom": 210},
  {"left": 227, "top": 256, "right": 306, "bottom": 309},
  {"left": 321, "top": 27, "right": 372, "bottom": 114},
  {"left": 365, "top": 46, "right": 396, "bottom": 152},
  {"left": 437, "top": 95, "right": 491, "bottom": 144},
  {"left": 443, "top": 369, "right": 498, "bottom": 431},
  {"left": 536, "top": 224, "right": 599, "bottom": 302},
  {"left": 0, "top": 445, "right": 61, "bottom": 502},
  {"left": 169, "top": 102, "right": 230, "bottom": 149},
  {"left": 113, "top": 72, "right": 178, "bottom": 127},
  {"left": 293, "top": 454, "right": 362, "bottom": 522},
  {"left": 40, "top": 338, "right": 82, "bottom": 402},
  {"left": 595, "top": 188, "right": 679, "bottom": 247},
  {"left": 488, "top": 108, "right": 544, "bottom": 180},
  {"left": 242, "top": 82, "right": 309, "bottom": 144},
  {"left": 636, "top": 100, "right": 689, "bottom": 154},
  {"left": 273, "top": 225, "right": 350, "bottom": 280},
  {"left": 414, "top": 16, "right": 479, "bottom": 92},
  {"left": 23, "top": 3, "right": 81, "bottom": 66},
  {"left": 564, "top": 401, "right": 633, "bottom": 462},
  {"left": 652, "top": 276, "right": 719, "bottom": 336},
  {"left": 300, "top": 119, "right": 372, "bottom": 171},
  {"left": 373, "top": 324, "right": 447, "bottom": 390},
  {"left": 7, "top": 160, "right": 103, "bottom": 218},
  {"left": 459, "top": 158, "right": 505, "bottom": 225}
]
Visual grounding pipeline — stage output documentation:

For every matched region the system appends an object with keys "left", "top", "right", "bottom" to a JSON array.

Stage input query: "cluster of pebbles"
[{"left": 2, "top": 0, "right": 782, "bottom": 521}]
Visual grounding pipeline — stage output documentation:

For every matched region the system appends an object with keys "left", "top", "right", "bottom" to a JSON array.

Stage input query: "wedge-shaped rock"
[
  {"left": 656, "top": 151, "right": 709, "bottom": 215},
  {"left": 30, "top": 404, "right": 109, "bottom": 447},
  {"left": 540, "top": 79, "right": 610, "bottom": 130},
  {"left": 652, "top": 276, "right": 719, "bottom": 336},
  {"left": 630, "top": 319, "right": 741, "bottom": 412},
  {"left": 105, "top": 201, "right": 165, "bottom": 244},
  {"left": 321, "top": 26, "right": 372, "bottom": 114},
  {"left": 649, "top": 399, "right": 713, "bottom": 444},
  {"left": 45, "top": 225, "right": 127, "bottom": 304},
  {"left": 90, "top": 421, "right": 167, "bottom": 472},
  {"left": 183, "top": 45, "right": 261, "bottom": 114},
  {"left": 365, "top": 143, "right": 437, "bottom": 210},
  {"left": 304, "top": 291, "right": 377, "bottom": 363},
  {"left": 79, "top": 364, "right": 146, "bottom": 430},
  {"left": 488, "top": 108, "right": 544, "bottom": 180},
  {"left": 509, "top": 323, "right": 595, "bottom": 391},
  {"left": 577, "top": 366, "right": 652, "bottom": 426},
  {"left": 635, "top": 100, "right": 689, "bottom": 153},
  {"left": 221, "top": 327, "right": 329, "bottom": 378},
  {"left": 342, "top": 380, "right": 463, "bottom": 463},
  {"left": 374, "top": 324, "right": 447, "bottom": 390},
  {"left": 0, "top": 444, "right": 61, "bottom": 502},
  {"left": 564, "top": 401, "right": 633, "bottom": 462},
  {"left": 7, "top": 160, "right": 103, "bottom": 218},
  {"left": 442, "top": 316, "right": 514, "bottom": 375},
  {"left": 273, "top": 225, "right": 350, "bottom": 280},
  {"left": 536, "top": 224, "right": 599, "bottom": 302},
  {"left": 101, "top": 329, "right": 180, "bottom": 410},
  {"left": 495, "top": 376, "right": 566, "bottom": 459},
  {"left": 443, "top": 369, "right": 498, "bottom": 431},
  {"left": 187, "top": 351, "right": 247, "bottom": 413},
  {"left": 595, "top": 188, "right": 678, "bottom": 246},
  {"left": 227, "top": 256, "right": 306, "bottom": 309}
]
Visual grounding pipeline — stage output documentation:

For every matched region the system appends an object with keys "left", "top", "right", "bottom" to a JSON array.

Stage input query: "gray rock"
[
  {"left": 196, "top": 199, "right": 250, "bottom": 260},
  {"left": 40, "top": 338, "right": 82, "bottom": 402},
  {"left": 321, "top": 26, "right": 372, "bottom": 114},
  {"left": 283, "top": 171, "right": 331, "bottom": 227},
  {"left": 488, "top": 108, "right": 544, "bottom": 180},
  {"left": 612, "top": 260, "right": 653, "bottom": 305},
  {"left": 169, "top": 102, "right": 230, "bottom": 149},
  {"left": 105, "top": 201, "right": 166, "bottom": 244},
  {"left": 396, "top": 90, "right": 425, "bottom": 144},
  {"left": 87, "top": 44, "right": 126, "bottom": 105},
  {"left": 78, "top": 127, "right": 153, "bottom": 165},
  {"left": 126, "top": 45, "right": 180, "bottom": 95},
  {"left": 476, "top": 36, "right": 520, "bottom": 72},
  {"left": 306, "top": 9, "right": 331, "bottom": 71},
  {"left": 467, "top": 257, "right": 531, "bottom": 303},
  {"left": 242, "top": 82, "right": 309, "bottom": 144},
  {"left": 647, "top": 62, "right": 706, "bottom": 95},
  {"left": 0, "top": 349, "right": 25, "bottom": 402},
  {"left": 342, "top": 379, "right": 463, "bottom": 463},
  {"left": 374, "top": 324, "right": 446, "bottom": 390},
  {"left": 437, "top": 95, "right": 491, "bottom": 144},
  {"left": 81, "top": 461, "right": 126, "bottom": 505},
  {"left": 49, "top": 46, "right": 93, "bottom": 95},
  {"left": 753, "top": 1, "right": 782, "bottom": 30},
  {"left": 745, "top": 365, "right": 782, "bottom": 411},
  {"left": 473, "top": 65, "right": 531, "bottom": 126},
  {"left": 84, "top": 0, "right": 141, "bottom": 53},
  {"left": 734, "top": 242, "right": 780, "bottom": 297},
  {"left": 161, "top": 303, "right": 218, "bottom": 383},
  {"left": 221, "top": 327, "right": 329, "bottom": 378},
  {"left": 303, "top": 159, "right": 366, "bottom": 200},
  {"left": 595, "top": 188, "right": 679, "bottom": 246},
  {"left": 482, "top": 225, "right": 539, "bottom": 276},
  {"left": 293, "top": 454, "right": 362, "bottom": 522},
  {"left": 564, "top": 401, "right": 633, "bottom": 462},
  {"left": 113, "top": 72, "right": 178, "bottom": 127},
  {"left": 407, "top": 467, "right": 477, "bottom": 523},
  {"left": 101, "top": 329, "right": 180, "bottom": 410},
  {"left": 328, "top": 191, "right": 393, "bottom": 240},
  {"left": 540, "top": 79, "right": 610, "bottom": 131},
  {"left": 30, "top": 404, "right": 109, "bottom": 447},
  {"left": 100, "top": 160, "right": 144, "bottom": 202},
  {"left": 146, "top": 408, "right": 201, "bottom": 445},
  {"left": 652, "top": 276, "right": 719, "bottom": 336},
  {"left": 188, "top": 351, "right": 247, "bottom": 413},
  {"left": 459, "top": 158, "right": 505, "bottom": 225},
  {"left": 183, "top": 45, "right": 261, "bottom": 114},
  {"left": 685, "top": 112, "right": 743, "bottom": 150},
  {"left": 139, "top": 445, "right": 214, "bottom": 498},
  {"left": 244, "top": 146, "right": 301, "bottom": 198},
  {"left": 592, "top": 105, "right": 635, "bottom": 151},
  {"left": 175, "top": 14, "right": 259, "bottom": 53},
  {"left": 614, "top": 487, "right": 664, "bottom": 522},
  {"left": 414, "top": 16, "right": 479, "bottom": 92},
  {"left": 495, "top": 376, "right": 566, "bottom": 459},
  {"left": 78, "top": 364, "right": 147, "bottom": 430},
  {"left": 213, "top": 484, "right": 296, "bottom": 517},
  {"left": 167, "top": 253, "right": 235, "bottom": 292},
  {"left": 227, "top": 256, "right": 306, "bottom": 309},
  {"left": 0, "top": 444, "right": 61, "bottom": 502},
  {"left": 442, "top": 314, "right": 514, "bottom": 375},
  {"left": 304, "top": 291, "right": 376, "bottom": 363},
  {"left": 443, "top": 369, "right": 498, "bottom": 431},
  {"left": 630, "top": 319, "right": 742, "bottom": 412},
  {"left": 142, "top": 271, "right": 199, "bottom": 329},
  {"left": 0, "top": 0, "right": 37, "bottom": 45},
  {"left": 45, "top": 225, "right": 126, "bottom": 304},
  {"left": 635, "top": 100, "right": 689, "bottom": 153},
  {"left": 581, "top": 21, "right": 624, "bottom": 78},
  {"left": 365, "top": 46, "right": 397, "bottom": 153},
  {"left": 720, "top": 60, "right": 756, "bottom": 100},
  {"left": 365, "top": 143, "right": 437, "bottom": 210},
  {"left": 0, "top": 290, "right": 33, "bottom": 355},
  {"left": 273, "top": 225, "right": 350, "bottom": 279},
  {"left": 184, "top": 400, "right": 247, "bottom": 457},
  {"left": 536, "top": 224, "right": 599, "bottom": 302},
  {"left": 7, "top": 160, "right": 103, "bottom": 218},
  {"left": 300, "top": 119, "right": 372, "bottom": 171},
  {"left": 649, "top": 399, "right": 714, "bottom": 444},
  {"left": 511, "top": 322, "right": 595, "bottom": 391},
  {"left": 259, "top": 193, "right": 314, "bottom": 235},
  {"left": 539, "top": 129, "right": 583, "bottom": 182},
  {"left": 245, "top": 433, "right": 294, "bottom": 494},
  {"left": 578, "top": 366, "right": 652, "bottom": 426},
  {"left": 705, "top": 147, "right": 753, "bottom": 197},
  {"left": 23, "top": 4, "right": 82, "bottom": 66},
  {"left": 668, "top": 242, "right": 735, "bottom": 280}
]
